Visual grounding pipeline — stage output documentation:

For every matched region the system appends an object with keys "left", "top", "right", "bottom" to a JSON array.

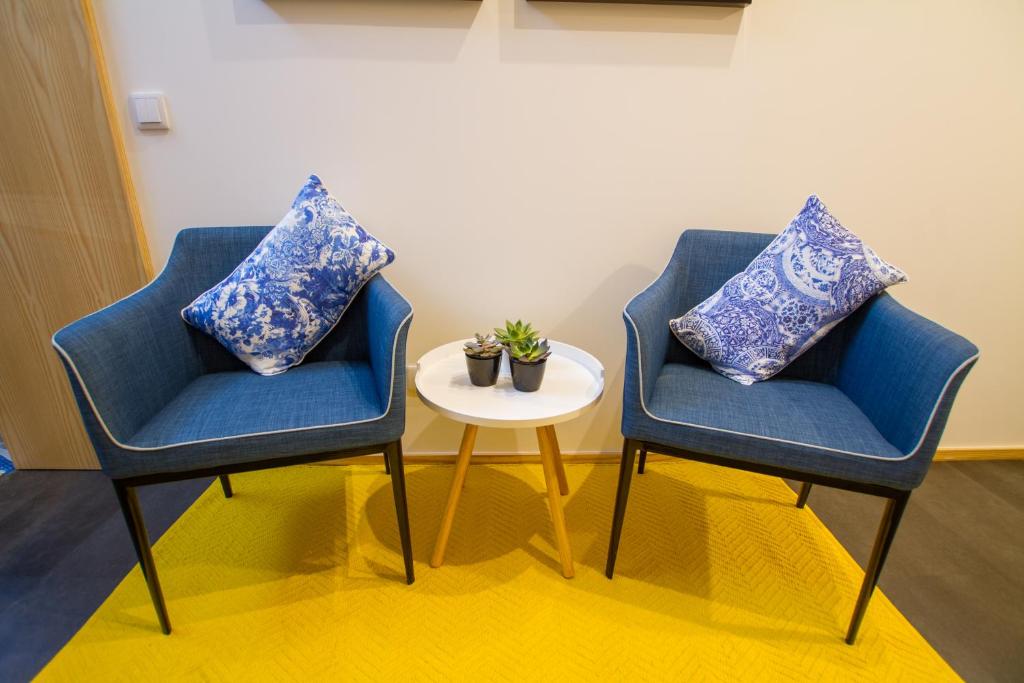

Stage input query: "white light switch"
[{"left": 131, "top": 93, "right": 169, "bottom": 130}]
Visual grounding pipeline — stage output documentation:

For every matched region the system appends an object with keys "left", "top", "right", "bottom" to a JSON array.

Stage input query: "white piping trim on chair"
[
  {"left": 622, "top": 269, "right": 979, "bottom": 463},
  {"left": 52, "top": 263, "right": 414, "bottom": 453}
]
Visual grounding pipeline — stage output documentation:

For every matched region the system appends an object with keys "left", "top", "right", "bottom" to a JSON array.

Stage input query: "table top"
[{"left": 415, "top": 340, "right": 605, "bottom": 429}]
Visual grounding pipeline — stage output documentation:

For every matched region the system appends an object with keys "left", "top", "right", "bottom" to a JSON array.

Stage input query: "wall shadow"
[
  {"left": 546, "top": 263, "right": 657, "bottom": 451},
  {"left": 501, "top": 0, "right": 743, "bottom": 66},
  {"left": 234, "top": 0, "right": 483, "bottom": 29},
  {"left": 517, "top": 0, "right": 744, "bottom": 34},
  {"left": 200, "top": 0, "right": 481, "bottom": 62}
]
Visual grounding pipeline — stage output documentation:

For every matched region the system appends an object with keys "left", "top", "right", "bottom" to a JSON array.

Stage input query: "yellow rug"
[{"left": 39, "top": 462, "right": 959, "bottom": 681}]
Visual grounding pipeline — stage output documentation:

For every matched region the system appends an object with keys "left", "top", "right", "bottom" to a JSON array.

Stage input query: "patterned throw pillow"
[
  {"left": 670, "top": 195, "right": 907, "bottom": 385},
  {"left": 182, "top": 175, "right": 395, "bottom": 376}
]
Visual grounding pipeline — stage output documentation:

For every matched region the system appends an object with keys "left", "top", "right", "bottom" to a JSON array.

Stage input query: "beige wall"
[{"left": 94, "top": 0, "right": 1023, "bottom": 454}]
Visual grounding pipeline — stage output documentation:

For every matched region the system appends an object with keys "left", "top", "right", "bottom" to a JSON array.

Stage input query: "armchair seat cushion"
[
  {"left": 130, "top": 361, "right": 383, "bottom": 448},
  {"left": 629, "top": 363, "right": 929, "bottom": 490},
  {"left": 77, "top": 359, "right": 406, "bottom": 481}
]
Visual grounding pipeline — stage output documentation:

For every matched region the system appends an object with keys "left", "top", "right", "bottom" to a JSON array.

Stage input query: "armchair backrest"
[
  {"left": 174, "top": 226, "right": 272, "bottom": 373},
  {"left": 665, "top": 229, "right": 862, "bottom": 384}
]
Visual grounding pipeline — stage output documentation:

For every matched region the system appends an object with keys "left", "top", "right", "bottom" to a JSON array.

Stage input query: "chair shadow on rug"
[
  {"left": 369, "top": 460, "right": 837, "bottom": 638},
  {"left": 364, "top": 460, "right": 851, "bottom": 643},
  {"left": 96, "top": 470, "right": 366, "bottom": 634},
  {"left": 571, "top": 462, "right": 873, "bottom": 644},
  {"left": 87, "top": 462, "right": 874, "bottom": 649}
]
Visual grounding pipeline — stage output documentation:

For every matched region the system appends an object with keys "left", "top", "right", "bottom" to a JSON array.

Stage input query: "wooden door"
[{"left": 0, "top": 0, "right": 151, "bottom": 469}]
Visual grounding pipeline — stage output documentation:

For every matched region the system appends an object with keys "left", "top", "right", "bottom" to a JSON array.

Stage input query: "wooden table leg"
[
  {"left": 537, "top": 425, "right": 574, "bottom": 578},
  {"left": 431, "top": 424, "right": 478, "bottom": 568},
  {"left": 543, "top": 425, "right": 569, "bottom": 496}
]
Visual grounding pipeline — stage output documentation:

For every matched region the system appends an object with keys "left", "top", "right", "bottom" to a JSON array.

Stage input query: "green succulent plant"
[
  {"left": 509, "top": 338, "right": 551, "bottom": 364},
  {"left": 494, "top": 320, "right": 539, "bottom": 347},
  {"left": 463, "top": 333, "right": 503, "bottom": 358}
]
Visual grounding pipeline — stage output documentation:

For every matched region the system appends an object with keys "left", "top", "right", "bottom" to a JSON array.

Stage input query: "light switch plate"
[{"left": 131, "top": 92, "right": 170, "bottom": 130}]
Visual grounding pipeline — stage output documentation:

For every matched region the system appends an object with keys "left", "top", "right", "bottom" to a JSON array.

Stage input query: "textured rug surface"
[{"left": 39, "top": 462, "right": 958, "bottom": 681}]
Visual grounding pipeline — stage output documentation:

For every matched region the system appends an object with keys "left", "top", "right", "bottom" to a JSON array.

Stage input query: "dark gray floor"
[
  {"left": 785, "top": 461, "right": 1024, "bottom": 683},
  {"left": 0, "top": 462, "right": 1020, "bottom": 682},
  {"left": 0, "top": 472, "right": 210, "bottom": 681}
]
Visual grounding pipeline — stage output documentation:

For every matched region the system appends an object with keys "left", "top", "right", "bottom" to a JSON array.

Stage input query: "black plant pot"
[
  {"left": 510, "top": 358, "right": 547, "bottom": 392},
  {"left": 465, "top": 354, "right": 501, "bottom": 387}
]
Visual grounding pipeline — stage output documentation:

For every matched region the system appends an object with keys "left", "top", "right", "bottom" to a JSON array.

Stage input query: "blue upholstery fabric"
[
  {"left": 53, "top": 226, "right": 412, "bottom": 480},
  {"left": 649, "top": 365, "right": 901, "bottom": 458},
  {"left": 130, "top": 361, "right": 382, "bottom": 447},
  {"left": 623, "top": 230, "right": 978, "bottom": 491}
]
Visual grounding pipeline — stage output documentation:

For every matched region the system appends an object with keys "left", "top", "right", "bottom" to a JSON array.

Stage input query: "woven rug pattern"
[{"left": 39, "top": 462, "right": 958, "bottom": 681}]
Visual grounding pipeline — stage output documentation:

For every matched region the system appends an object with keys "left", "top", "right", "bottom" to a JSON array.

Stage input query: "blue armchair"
[
  {"left": 52, "top": 226, "right": 415, "bottom": 634},
  {"left": 606, "top": 230, "right": 978, "bottom": 644}
]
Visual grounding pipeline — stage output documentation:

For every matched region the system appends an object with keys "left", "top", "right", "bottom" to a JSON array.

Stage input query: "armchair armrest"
[
  {"left": 623, "top": 244, "right": 684, "bottom": 410},
  {"left": 836, "top": 293, "right": 979, "bottom": 458},
  {"left": 52, "top": 242, "right": 203, "bottom": 446},
  {"left": 361, "top": 274, "right": 414, "bottom": 415}
]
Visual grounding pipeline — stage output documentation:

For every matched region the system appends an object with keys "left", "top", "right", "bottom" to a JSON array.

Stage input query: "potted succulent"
[
  {"left": 508, "top": 338, "right": 552, "bottom": 392},
  {"left": 493, "top": 320, "right": 539, "bottom": 349},
  {"left": 463, "top": 333, "right": 503, "bottom": 387}
]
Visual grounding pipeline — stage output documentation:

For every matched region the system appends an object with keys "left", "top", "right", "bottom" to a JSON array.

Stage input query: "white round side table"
[{"left": 415, "top": 340, "right": 605, "bottom": 578}]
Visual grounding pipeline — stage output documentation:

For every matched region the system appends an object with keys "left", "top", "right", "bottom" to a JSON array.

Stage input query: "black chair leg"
[
  {"left": 845, "top": 492, "right": 910, "bottom": 644},
  {"left": 637, "top": 447, "right": 647, "bottom": 474},
  {"left": 384, "top": 453, "right": 391, "bottom": 476},
  {"left": 606, "top": 439, "right": 639, "bottom": 579},
  {"left": 384, "top": 440, "right": 414, "bottom": 584},
  {"left": 795, "top": 481, "right": 812, "bottom": 508},
  {"left": 219, "top": 474, "right": 233, "bottom": 498},
  {"left": 113, "top": 481, "right": 172, "bottom": 635}
]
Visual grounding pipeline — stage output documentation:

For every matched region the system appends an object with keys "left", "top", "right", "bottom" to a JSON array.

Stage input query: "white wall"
[{"left": 95, "top": 0, "right": 1023, "bottom": 454}]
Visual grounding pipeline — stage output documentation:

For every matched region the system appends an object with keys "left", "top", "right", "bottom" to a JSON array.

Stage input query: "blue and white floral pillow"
[
  {"left": 670, "top": 195, "right": 907, "bottom": 385},
  {"left": 182, "top": 175, "right": 395, "bottom": 376}
]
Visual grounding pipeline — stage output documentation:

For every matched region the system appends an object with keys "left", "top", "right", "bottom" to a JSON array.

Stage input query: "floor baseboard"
[
  {"left": 324, "top": 447, "right": 1024, "bottom": 466},
  {"left": 932, "top": 447, "right": 1024, "bottom": 462}
]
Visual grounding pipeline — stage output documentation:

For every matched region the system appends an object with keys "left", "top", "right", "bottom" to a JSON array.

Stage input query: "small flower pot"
[
  {"left": 510, "top": 358, "right": 547, "bottom": 392},
  {"left": 465, "top": 354, "right": 501, "bottom": 387}
]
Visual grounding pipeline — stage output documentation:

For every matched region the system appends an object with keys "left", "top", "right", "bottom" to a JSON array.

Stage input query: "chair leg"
[
  {"left": 112, "top": 481, "right": 171, "bottom": 635},
  {"left": 845, "top": 492, "right": 910, "bottom": 644},
  {"left": 795, "top": 481, "right": 811, "bottom": 508},
  {"left": 384, "top": 441, "right": 415, "bottom": 584},
  {"left": 384, "top": 452, "right": 391, "bottom": 476},
  {"left": 219, "top": 474, "right": 233, "bottom": 498},
  {"left": 637, "top": 446, "right": 647, "bottom": 475},
  {"left": 606, "top": 439, "right": 639, "bottom": 579}
]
